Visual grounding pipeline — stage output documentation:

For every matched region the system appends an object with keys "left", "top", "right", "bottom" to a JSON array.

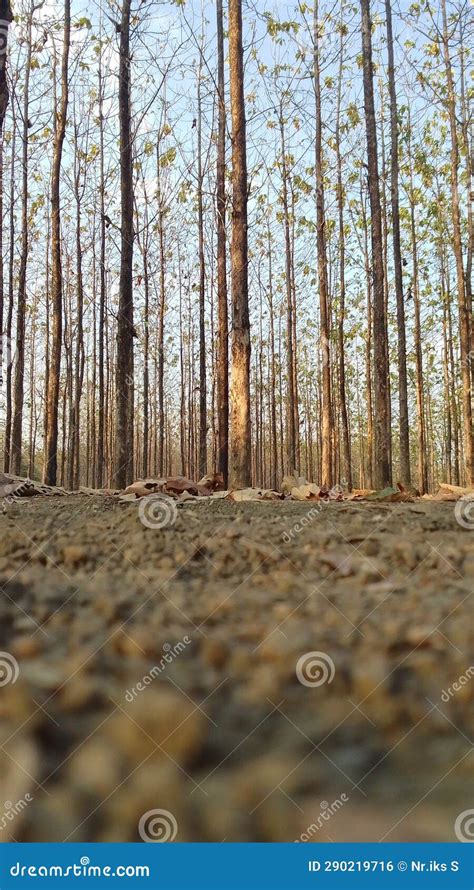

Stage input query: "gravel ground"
[{"left": 0, "top": 495, "right": 472, "bottom": 843}]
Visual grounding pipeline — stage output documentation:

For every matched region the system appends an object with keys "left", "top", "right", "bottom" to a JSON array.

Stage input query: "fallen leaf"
[
  {"left": 290, "top": 483, "right": 321, "bottom": 501},
  {"left": 365, "top": 486, "right": 414, "bottom": 503},
  {"left": 227, "top": 488, "right": 283, "bottom": 502}
]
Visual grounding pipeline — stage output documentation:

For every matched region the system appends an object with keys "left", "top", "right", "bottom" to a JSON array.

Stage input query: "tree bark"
[
  {"left": 216, "top": 0, "right": 228, "bottom": 486},
  {"left": 385, "top": 0, "right": 410, "bottom": 485},
  {"left": 440, "top": 0, "right": 473, "bottom": 484},
  {"left": 313, "top": 2, "right": 332, "bottom": 487},
  {"left": 44, "top": 0, "right": 70, "bottom": 485},
  {"left": 228, "top": 0, "right": 251, "bottom": 487},
  {"left": 360, "top": 0, "right": 391, "bottom": 489},
  {"left": 114, "top": 0, "right": 135, "bottom": 489}
]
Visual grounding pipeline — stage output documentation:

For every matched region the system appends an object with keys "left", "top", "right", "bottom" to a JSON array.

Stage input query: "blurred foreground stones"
[{"left": 0, "top": 497, "right": 472, "bottom": 841}]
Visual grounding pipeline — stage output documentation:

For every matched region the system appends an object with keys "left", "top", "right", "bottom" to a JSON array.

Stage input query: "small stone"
[{"left": 61, "top": 545, "right": 88, "bottom": 568}]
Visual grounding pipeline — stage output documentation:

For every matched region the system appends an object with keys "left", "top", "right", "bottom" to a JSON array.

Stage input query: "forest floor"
[{"left": 0, "top": 495, "right": 472, "bottom": 842}]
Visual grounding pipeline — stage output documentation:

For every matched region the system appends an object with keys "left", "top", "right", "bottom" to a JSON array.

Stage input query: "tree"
[
  {"left": 360, "top": 0, "right": 391, "bottom": 489},
  {"left": 216, "top": 0, "right": 229, "bottom": 487},
  {"left": 0, "top": 1, "right": 13, "bottom": 439},
  {"left": 44, "top": 0, "right": 70, "bottom": 485},
  {"left": 385, "top": 0, "right": 410, "bottom": 485},
  {"left": 114, "top": 0, "right": 135, "bottom": 489},
  {"left": 313, "top": 1, "right": 333, "bottom": 487},
  {"left": 228, "top": 0, "right": 251, "bottom": 487},
  {"left": 439, "top": 0, "right": 473, "bottom": 484}
]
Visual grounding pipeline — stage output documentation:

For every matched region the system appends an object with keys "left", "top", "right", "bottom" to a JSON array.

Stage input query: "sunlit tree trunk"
[{"left": 229, "top": 0, "right": 251, "bottom": 487}]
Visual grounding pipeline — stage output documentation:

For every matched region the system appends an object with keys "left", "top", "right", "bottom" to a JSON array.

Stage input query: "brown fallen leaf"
[
  {"left": 432, "top": 483, "right": 474, "bottom": 502},
  {"left": 227, "top": 488, "right": 283, "bottom": 502},
  {"left": 123, "top": 478, "right": 166, "bottom": 498},
  {"left": 197, "top": 473, "right": 225, "bottom": 492},
  {"left": 163, "top": 476, "right": 200, "bottom": 496},
  {"left": 290, "top": 483, "right": 321, "bottom": 501}
]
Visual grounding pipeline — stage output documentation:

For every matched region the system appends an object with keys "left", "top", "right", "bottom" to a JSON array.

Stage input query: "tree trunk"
[
  {"left": 197, "top": 61, "right": 207, "bottom": 477},
  {"left": 216, "top": 0, "right": 229, "bottom": 487},
  {"left": 385, "top": 0, "right": 410, "bottom": 485},
  {"left": 43, "top": 0, "right": 70, "bottom": 485},
  {"left": 228, "top": 0, "right": 251, "bottom": 488},
  {"left": 360, "top": 0, "right": 391, "bottom": 489},
  {"left": 279, "top": 107, "right": 296, "bottom": 475},
  {"left": 114, "top": 0, "right": 135, "bottom": 489},
  {"left": 335, "top": 21, "right": 352, "bottom": 490},
  {"left": 440, "top": 0, "right": 473, "bottom": 484},
  {"left": 313, "top": 2, "right": 332, "bottom": 486}
]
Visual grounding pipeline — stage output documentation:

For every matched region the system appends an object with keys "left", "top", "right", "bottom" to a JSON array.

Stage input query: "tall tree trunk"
[
  {"left": 156, "top": 130, "right": 166, "bottom": 476},
  {"left": 216, "top": 0, "right": 229, "bottom": 486},
  {"left": 12, "top": 2, "right": 36, "bottom": 474},
  {"left": 360, "top": 0, "right": 391, "bottom": 489},
  {"left": 96, "top": 44, "right": 106, "bottom": 488},
  {"left": 228, "top": 0, "right": 251, "bottom": 487},
  {"left": 44, "top": 0, "right": 70, "bottom": 485},
  {"left": 3, "top": 87, "right": 15, "bottom": 473},
  {"left": 279, "top": 106, "right": 296, "bottom": 475},
  {"left": 114, "top": 0, "right": 135, "bottom": 489},
  {"left": 313, "top": 2, "right": 332, "bottom": 487},
  {"left": 440, "top": 0, "right": 473, "bottom": 484},
  {"left": 335, "top": 20, "right": 352, "bottom": 490},
  {"left": 385, "top": 0, "right": 410, "bottom": 485},
  {"left": 197, "top": 60, "right": 207, "bottom": 477}
]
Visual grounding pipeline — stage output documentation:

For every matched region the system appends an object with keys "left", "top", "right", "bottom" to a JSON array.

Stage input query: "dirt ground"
[{"left": 0, "top": 494, "right": 472, "bottom": 843}]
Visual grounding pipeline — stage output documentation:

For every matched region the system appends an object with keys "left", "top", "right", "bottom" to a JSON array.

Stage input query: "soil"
[{"left": 0, "top": 495, "right": 472, "bottom": 843}]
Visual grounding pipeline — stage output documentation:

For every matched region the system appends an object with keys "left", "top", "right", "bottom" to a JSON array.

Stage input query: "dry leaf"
[
  {"left": 290, "top": 483, "right": 321, "bottom": 501},
  {"left": 432, "top": 483, "right": 474, "bottom": 502},
  {"left": 197, "top": 473, "right": 225, "bottom": 492},
  {"left": 227, "top": 488, "right": 283, "bottom": 502},
  {"left": 123, "top": 478, "right": 165, "bottom": 498}
]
